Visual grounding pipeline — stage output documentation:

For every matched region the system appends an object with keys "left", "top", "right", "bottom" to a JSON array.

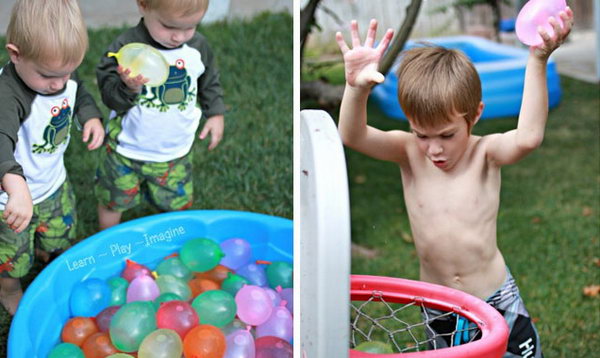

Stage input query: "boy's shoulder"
[
  {"left": 106, "top": 20, "right": 157, "bottom": 52},
  {"left": 186, "top": 31, "right": 214, "bottom": 55},
  {"left": 0, "top": 63, "right": 36, "bottom": 112}
]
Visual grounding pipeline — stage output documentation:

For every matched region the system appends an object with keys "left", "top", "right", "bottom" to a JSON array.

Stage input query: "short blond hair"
[
  {"left": 397, "top": 45, "right": 481, "bottom": 130},
  {"left": 141, "top": 0, "right": 209, "bottom": 16},
  {"left": 6, "top": 0, "right": 87, "bottom": 65}
]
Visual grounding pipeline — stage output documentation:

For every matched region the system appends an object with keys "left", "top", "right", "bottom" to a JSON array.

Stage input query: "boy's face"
[
  {"left": 7, "top": 45, "right": 79, "bottom": 95},
  {"left": 140, "top": 5, "right": 205, "bottom": 49},
  {"left": 409, "top": 113, "right": 473, "bottom": 172}
]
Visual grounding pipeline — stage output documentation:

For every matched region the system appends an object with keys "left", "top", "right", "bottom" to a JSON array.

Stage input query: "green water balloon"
[
  {"left": 107, "top": 276, "right": 129, "bottom": 306},
  {"left": 266, "top": 261, "right": 293, "bottom": 289},
  {"left": 355, "top": 341, "right": 394, "bottom": 353},
  {"left": 156, "top": 274, "right": 191, "bottom": 301},
  {"left": 180, "top": 238, "right": 224, "bottom": 272},
  {"left": 48, "top": 343, "right": 84, "bottom": 358},
  {"left": 138, "top": 329, "right": 183, "bottom": 358},
  {"left": 191, "top": 289, "right": 237, "bottom": 328},
  {"left": 153, "top": 292, "right": 182, "bottom": 310},
  {"left": 156, "top": 257, "right": 192, "bottom": 281},
  {"left": 221, "top": 272, "right": 249, "bottom": 296},
  {"left": 109, "top": 301, "right": 157, "bottom": 352}
]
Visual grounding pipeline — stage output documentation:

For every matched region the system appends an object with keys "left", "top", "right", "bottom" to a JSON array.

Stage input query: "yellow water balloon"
[{"left": 108, "top": 43, "right": 169, "bottom": 87}]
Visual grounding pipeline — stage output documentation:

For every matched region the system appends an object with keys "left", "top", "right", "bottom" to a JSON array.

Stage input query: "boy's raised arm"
[
  {"left": 337, "top": 20, "right": 411, "bottom": 163},
  {"left": 486, "top": 8, "right": 573, "bottom": 166}
]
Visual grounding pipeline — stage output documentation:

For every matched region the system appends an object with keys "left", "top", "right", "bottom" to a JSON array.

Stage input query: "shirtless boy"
[{"left": 336, "top": 10, "right": 572, "bottom": 357}]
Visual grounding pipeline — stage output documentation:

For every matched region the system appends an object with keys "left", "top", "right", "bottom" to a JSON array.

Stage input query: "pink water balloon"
[
  {"left": 121, "top": 259, "right": 152, "bottom": 282},
  {"left": 156, "top": 300, "right": 199, "bottom": 339},
  {"left": 126, "top": 275, "right": 160, "bottom": 302},
  {"left": 256, "top": 302, "right": 293, "bottom": 342},
  {"left": 515, "top": 0, "right": 567, "bottom": 46},
  {"left": 235, "top": 285, "right": 273, "bottom": 326},
  {"left": 255, "top": 336, "right": 293, "bottom": 358}
]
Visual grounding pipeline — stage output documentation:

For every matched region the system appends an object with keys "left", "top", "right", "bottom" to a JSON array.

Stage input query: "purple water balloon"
[
  {"left": 220, "top": 238, "right": 252, "bottom": 270},
  {"left": 236, "top": 263, "right": 267, "bottom": 287},
  {"left": 278, "top": 287, "right": 293, "bottom": 314},
  {"left": 96, "top": 305, "right": 121, "bottom": 332},
  {"left": 264, "top": 288, "right": 282, "bottom": 308},
  {"left": 256, "top": 302, "right": 293, "bottom": 342},
  {"left": 126, "top": 274, "right": 160, "bottom": 302},
  {"left": 224, "top": 327, "right": 255, "bottom": 358}
]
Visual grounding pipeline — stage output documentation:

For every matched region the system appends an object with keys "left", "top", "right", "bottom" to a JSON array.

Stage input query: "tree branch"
[{"left": 379, "top": 0, "right": 424, "bottom": 75}]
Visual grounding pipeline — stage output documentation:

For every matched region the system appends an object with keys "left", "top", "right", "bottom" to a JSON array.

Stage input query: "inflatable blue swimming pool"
[
  {"left": 8, "top": 210, "right": 293, "bottom": 358},
  {"left": 370, "top": 35, "right": 561, "bottom": 120}
]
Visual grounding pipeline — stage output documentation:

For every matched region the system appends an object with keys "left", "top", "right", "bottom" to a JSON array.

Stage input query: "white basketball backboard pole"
[{"left": 300, "top": 110, "right": 351, "bottom": 358}]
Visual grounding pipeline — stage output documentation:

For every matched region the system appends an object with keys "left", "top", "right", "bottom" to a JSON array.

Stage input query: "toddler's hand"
[
  {"left": 199, "top": 115, "right": 224, "bottom": 151},
  {"left": 117, "top": 65, "right": 149, "bottom": 93},
  {"left": 3, "top": 181, "right": 32, "bottom": 233},
  {"left": 336, "top": 19, "right": 394, "bottom": 89},
  {"left": 82, "top": 118, "right": 105, "bottom": 150},
  {"left": 533, "top": 7, "right": 573, "bottom": 60}
]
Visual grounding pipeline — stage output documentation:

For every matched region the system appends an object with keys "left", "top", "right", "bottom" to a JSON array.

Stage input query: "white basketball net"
[{"left": 351, "top": 291, "right": 482, "bottom": 353}]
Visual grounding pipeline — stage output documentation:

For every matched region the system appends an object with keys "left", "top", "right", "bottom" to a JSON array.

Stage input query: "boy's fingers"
[
  {"left": 4, "top": 211, "right": 16, "bottom": 226},
  {"left": 537, "top": 26, "right": 551, "bottom": 44},
  {"left": 350, "top": 20, "right": 361, "bottom": 47},
  {"left": 336, "top": 32, "right": 350, "bottom": 54},
  {"left": 364, "top": 19, "right": 377, "bottom": 47},
  {"left": 376, "top": 29, "right": 394, "bottom": 55},
  {"left": 199, "top": 127, "right": 209, "bottom": 140},
  {"left": 82, "top": 126, "right": 90, "bottom": 143},
  {"left": 371, "top": 71, "right": 385, "bottom": 84}
]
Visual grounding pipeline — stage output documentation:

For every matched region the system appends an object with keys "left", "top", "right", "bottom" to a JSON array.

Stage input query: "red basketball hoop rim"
[{"left": 350, "top": 274, "right": 509, "bottom": 358}]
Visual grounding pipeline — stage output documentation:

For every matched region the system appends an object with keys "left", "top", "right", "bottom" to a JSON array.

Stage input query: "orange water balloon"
[
  {"left": 183, "top": 324, "right": 226, "bottom": 358},
  {"left": 61, "top": 317, "right": 99, "bottom": 346},
  {"left": 82, "top": 332, "right": 119, "bottom": 357},
  {"left": 188, "top": 277, "right": 220, "bottom": 298},
  {"left": 194, "top": 265, "right": 232, "bottom": 284}
]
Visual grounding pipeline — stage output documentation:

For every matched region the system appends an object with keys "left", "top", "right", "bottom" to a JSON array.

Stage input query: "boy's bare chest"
[{"left": 400, "top": 159, "right": 501, "bottom": 221}]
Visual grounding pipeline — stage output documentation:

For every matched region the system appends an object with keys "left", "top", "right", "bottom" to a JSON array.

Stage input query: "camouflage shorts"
[
  {"left": 0, "top": 179, "right": 77, "bottom": 278},
  {"left": 95, "top": 145, "right": 194, "bottom": 213}
]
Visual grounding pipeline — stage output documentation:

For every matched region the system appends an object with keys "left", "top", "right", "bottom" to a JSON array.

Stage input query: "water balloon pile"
[
  {"left": 49, "top": 237, "right": 293, "bottom": 358},
  {"left": 108, "top": 42, "right": 170, "bottom": 87}
]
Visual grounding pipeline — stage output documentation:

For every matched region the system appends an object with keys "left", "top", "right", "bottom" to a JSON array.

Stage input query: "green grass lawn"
[
  {"left": 0, "top": 12, "right": 292, "bottom": 355},
  {"left": 336, "top": 77, "right": 599, "bottom": 356}
]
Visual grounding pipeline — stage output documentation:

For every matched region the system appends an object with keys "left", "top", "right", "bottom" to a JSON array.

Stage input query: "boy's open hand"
[
  {"left": 199, "top": 115, "right": 224, "bottom": 151},
  {"left": 117, "top": 65, "right": 149, "bottom": 93},
  {"left": 2, "top": 174, "right": 32, "bottom": 233},
  {"left": 336, "top": 19, "right": 394, "bottom": 89},
  {"left": 533, "top": 7, "right": 573, "bottom": 60},
  {"left": 82, "top": 118, "right": 105, "bottom": 150}
]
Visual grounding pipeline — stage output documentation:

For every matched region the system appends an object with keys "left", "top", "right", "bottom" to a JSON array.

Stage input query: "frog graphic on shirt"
[
  {"left": 139, "top": 59, "right": 196, "bottom": 112},
  {"left": 32, "top": 98, "right": 72, "bottom": 154}
]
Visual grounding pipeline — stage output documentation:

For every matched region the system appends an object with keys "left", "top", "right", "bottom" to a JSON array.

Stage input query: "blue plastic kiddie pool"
[
  {"left": 8, "top": 210, "right": 292, "bottom": 358},
  {"left": 370, "top": 35, "right": 561, "bottom": 120}
]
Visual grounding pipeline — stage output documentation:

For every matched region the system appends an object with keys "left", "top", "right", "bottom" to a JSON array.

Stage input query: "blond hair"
[
  {"left": 141, "top": 0, "right": 209, "bottom": 16},
  {"left": 6, "top": 0, "right": 87, "bottom": 66},
  {"left": 397, "top": 45, "right": 481, "bottom": 130}
]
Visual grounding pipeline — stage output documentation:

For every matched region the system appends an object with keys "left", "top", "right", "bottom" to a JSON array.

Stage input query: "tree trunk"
[
  {"left": 300, "top": 0, "right": 322, "bottom": 68},
  {"left": 489, "top": 0, "right": 502, "bottom": 42},
  {"left": 300, "top": 0, "right": 423, "bottom": 109},
  {"left": 379, "top": 0, "right": 424, "bottom": 76}
]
